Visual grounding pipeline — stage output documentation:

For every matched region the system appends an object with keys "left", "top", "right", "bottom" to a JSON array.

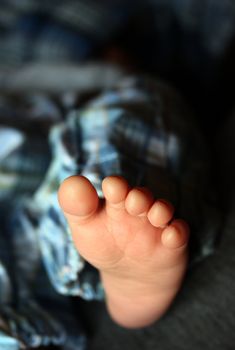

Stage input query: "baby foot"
[{"left": 58, "top": 176, "right": 189, "bottom": 328}]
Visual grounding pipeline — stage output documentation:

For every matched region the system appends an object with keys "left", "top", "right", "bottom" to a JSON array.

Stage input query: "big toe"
[{"left": 58, "top": 175, "right": 99, "bottom": 218}]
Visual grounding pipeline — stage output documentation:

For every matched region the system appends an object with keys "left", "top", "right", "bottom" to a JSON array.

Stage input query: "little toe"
[
  {"left": 102, "top": 176, "right": 129, "bottom": 207},
  {"left": 58, "top": 175, "right": 99, "bottom": 221},
  {"left": 147, "top": 199, "right": 174, "bottom": 227},
  {"left": 125, "top": 187, "right": 154, "bottom": 216},
  {"left": 161, "top": 219, "right": 190, "bottom": 249}
]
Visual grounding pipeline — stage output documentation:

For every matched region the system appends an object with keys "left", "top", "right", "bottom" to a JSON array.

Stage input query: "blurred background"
[
  {"left": 1, "top": 0, "right": 235, "bottom": 130},
  {"left": 1, "top": 1, "right": 235, "bottom": 350}
]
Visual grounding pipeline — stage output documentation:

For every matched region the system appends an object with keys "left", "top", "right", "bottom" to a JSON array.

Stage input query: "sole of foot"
[{"left": 58, "top": 175, "right": 189, "bottom": 328}]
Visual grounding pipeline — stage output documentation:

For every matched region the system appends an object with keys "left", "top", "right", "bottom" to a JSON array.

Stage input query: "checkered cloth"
[
  {"left": 1, "top": 0, "right": 235, "bottom": 82},
  {"left": 0, "top": 0, "right": 132, "bottom": 68}
]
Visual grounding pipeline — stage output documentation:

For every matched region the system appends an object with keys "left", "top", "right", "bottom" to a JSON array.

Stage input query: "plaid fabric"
[
  {"left": 0, "top": 63, "right": 124, "bottom": 204},
  {"left": 1, "top": 0, "right": 235, "bottom": 79},
  {"left": 0, "top": 0, "right": 133, "bottom": 68}
]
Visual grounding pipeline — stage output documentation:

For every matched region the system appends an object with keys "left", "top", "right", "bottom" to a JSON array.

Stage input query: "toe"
[
  {"left": 161, "top": 219, "right": 190, "bottom": 249},
  {"left": 102, "top": 176, "right": 129, "bottom": 205},
  {"left": 125, "top": 187, "right": 154, "bottom": 216},
  {"left": 147, "top": 199, "right": 174, "bottom": 227},
  {"left": 58, "top": 175, "right": 99, "bottom": 219}
]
